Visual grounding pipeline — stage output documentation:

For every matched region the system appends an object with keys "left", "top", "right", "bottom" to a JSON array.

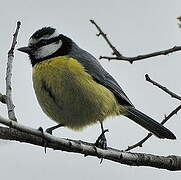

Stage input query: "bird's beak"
[{"left": 17, "top": 46, "right": 32, "bottom": 54}]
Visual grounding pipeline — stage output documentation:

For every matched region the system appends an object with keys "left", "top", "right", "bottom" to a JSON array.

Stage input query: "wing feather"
[{"left": 69, "top": 43, "right": 134, "bottom": 107}]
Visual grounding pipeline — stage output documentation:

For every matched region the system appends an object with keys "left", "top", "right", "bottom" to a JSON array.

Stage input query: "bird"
[{"left": 18, "top": 27, "right": 176, "bottom": 148}]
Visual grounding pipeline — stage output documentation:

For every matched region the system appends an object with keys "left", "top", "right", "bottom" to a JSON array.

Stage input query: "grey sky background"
[{"left": 0, "top": 0, "right": 181, "bottom": 179}]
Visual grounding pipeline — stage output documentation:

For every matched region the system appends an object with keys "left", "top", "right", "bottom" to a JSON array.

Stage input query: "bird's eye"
[
  {"left": 39, "top": 39, "right": 47, "bottom": 45},
  {"left": 36, "top": 39, "right": 48, "bottom": 47},
  {"left": 55, "top": 40, "right": 60, "bottom": 44}
]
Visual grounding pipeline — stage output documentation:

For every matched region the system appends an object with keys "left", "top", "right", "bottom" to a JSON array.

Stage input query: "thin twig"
[
  {"left": 100, "top": 46, "right": 181, "bottom": 63},
  {"left": 90, "top": 20, "right": 122, "bottom": 57},
  {"left": 90, "top": 19, "right": 181, "bottom": 63},
  {"left": 125, "top": 74, "right": 181, "bottom": 151},
  {"left": 145, "top": 74, "right": 181, "bottom": 101},
  {"left": 0, "top": 115, "right": 180, "bottom": 171},
  {"left": 6, "top": 21, "right": 21, "bottom": 121},
  {"left": 125, "top": 104, "right": 181, "bottom": 151},
  {"left": 125, "top": 133, "right": 152, "bottom": 151}
]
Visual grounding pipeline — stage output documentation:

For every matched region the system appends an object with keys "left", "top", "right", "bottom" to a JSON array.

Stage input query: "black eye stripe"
[{"left": 36, "top": 35, "right": 61, "bottom": 48}]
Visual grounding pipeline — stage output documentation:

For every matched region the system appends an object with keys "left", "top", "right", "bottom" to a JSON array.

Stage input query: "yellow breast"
[{"left": 32, "top": 56, "right": 120, "bottom": 130}]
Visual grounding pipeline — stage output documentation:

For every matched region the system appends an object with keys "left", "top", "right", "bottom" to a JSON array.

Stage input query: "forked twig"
[
  {"left": 90, "top": 19, "right": 122, "bottom": 57},
  {"left": 125, "top": 74, "right": 181, "bottom": 151},
  {"left": 90, "top": 19, "right": 181, "bottom": 63},
  {"left": 125, "top": 105, "right": 181, "bottom": 151}
]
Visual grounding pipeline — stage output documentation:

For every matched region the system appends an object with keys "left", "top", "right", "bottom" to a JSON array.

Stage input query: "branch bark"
[
  {"left": 6, "top": 21, "right": 21, "bottom": 121},
  {"left": 0, "top": 115, "right": 180, "bottom": 171},
  {"left": 90, "top": 19, "right": 181, "bottom": 63}
]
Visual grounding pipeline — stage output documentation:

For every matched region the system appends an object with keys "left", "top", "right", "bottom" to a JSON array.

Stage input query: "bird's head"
[{"left": 18, "top": 27, "right": 72, "bottom": 66}]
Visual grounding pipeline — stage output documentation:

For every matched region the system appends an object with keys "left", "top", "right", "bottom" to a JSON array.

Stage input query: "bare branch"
[
  {"left": 100, "top": 46, "right": 181, "bottom": 63},
  {"left": 6, "top": 21, "right": 21, "bottom": 121},
  {"left": 90, "top": 20, "right": 122, "bottom": 57},
  {"left": 125, "top": 74, "right": 181, "bottom": 151},
  {"left": 125, "top": 133, "right": 152, "bottom": 151},
  {"left": 125, "top": 105, "right": 181, "bottom": 151},
  {"left": 145, "top": 74, "right": 181, "bottom": 101},
  {"left": 90, "top": 19, "right": 181, "bottom": 63},
  {"left": 0, "top": 115, "right": 180, "bottom": 171}
]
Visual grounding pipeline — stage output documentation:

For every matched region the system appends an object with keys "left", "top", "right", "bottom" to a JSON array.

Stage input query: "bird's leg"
[
  {"left": 95, "top": 122, "right": 109, "bottom": 149},
  {"left": 46, "top": 124, "right": 63, "bottom": 134},
  {"left": 37, "top": 124, "right": 63, "bottom": 153}
]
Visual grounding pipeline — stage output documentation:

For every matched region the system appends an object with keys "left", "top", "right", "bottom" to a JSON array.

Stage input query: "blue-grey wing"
[{"left": 69, "top": 43, "right": 134, "bottom": 107}]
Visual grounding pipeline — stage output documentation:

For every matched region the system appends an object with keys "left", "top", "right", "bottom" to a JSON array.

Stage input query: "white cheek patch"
[{"left": 35, "top": 40, "right": 62, "bottom": 59}]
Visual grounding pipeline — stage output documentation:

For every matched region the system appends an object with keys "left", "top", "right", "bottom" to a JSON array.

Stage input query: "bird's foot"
[
  {"left": 95, "top": 129, "right": 109, "bottom": 149},
  {"left": 38, "top": 126, "right": 44, "bottom": 133},
  {"left": 45, "top": 127, "right": 53, "bottom": 135}
]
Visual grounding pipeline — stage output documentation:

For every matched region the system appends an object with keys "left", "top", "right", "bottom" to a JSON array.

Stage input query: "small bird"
[{"left": 18, "top": 27, "right": 176, "bottom": 148}]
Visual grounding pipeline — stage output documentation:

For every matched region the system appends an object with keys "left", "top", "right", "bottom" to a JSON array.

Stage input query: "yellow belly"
[{"left": 33, "top": 56, "right": 121, "bottom": 130}]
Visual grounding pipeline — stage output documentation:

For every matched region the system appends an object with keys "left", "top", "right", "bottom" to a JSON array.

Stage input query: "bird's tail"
[{"left": 125, "top": 106, "right": 176, "bottom": 139}]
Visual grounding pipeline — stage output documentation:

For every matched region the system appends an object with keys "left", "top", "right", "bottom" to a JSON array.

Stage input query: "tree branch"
[
  {"left": 0, "top": 115, "right": 180, "bottom": 171},
  {"left": 90, "top": 19, "right": 181, "bottom": 63},
  {"left": 125, "top": 104, "right": 181, "bottom": 151},
  {"left": 90, "top": 20, "right": 122, "bottom": 57},
  {"left": 125, "top": 74, "right": 181, "bottom": 151},
  {"left": 6, "top": 21, "right": 21, "bottom": 121},
  {"left": 145, "top": 74, "right": 181, "bottom": 101},
  {"left": 100, "top": 46, "right": 181, "bottom": 63}
]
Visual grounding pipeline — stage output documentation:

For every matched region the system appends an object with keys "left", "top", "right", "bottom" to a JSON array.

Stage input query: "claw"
[
  {"left": 38, "top": 127, "right": 48, "bottom": 153},
  {"left": 95, "top": 129, "right": 109, "bottom": 149},
  {"left": 45, "top": 128, "right": 53, "bottom": 135},
  {"left": 38, "top": 126, "right": 44, "bottom": 133}
]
